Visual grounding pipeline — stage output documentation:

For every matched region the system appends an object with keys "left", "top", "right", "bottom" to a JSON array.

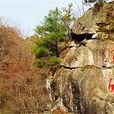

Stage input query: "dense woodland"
[{"left": 0, "top": 25, "right": 51, "bottom": 113}]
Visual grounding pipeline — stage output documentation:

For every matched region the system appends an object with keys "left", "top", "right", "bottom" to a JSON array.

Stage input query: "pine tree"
[{"left": 33, "top": 4, "right": 74, "bottom": 68}]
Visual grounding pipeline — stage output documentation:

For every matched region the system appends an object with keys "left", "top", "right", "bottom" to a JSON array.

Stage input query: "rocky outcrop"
[
  {"left": 62, "top": 44, "right": 94, "bottom": 67},
  {"left": 46, "top": 1, "right": 114, "bottom": 114},
  {"left": 47, "top": 65, "right": 114, "bottom": 114}
]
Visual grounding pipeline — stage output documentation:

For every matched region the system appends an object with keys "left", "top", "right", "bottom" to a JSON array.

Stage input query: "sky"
[{"left": 0, "top": 0, "right": 88, "bottom": 36}]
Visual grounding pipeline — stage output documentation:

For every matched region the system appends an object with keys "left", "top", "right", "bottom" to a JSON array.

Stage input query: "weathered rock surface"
[{"left": 46, "top": 1, "right": 114, "bottom": 114}]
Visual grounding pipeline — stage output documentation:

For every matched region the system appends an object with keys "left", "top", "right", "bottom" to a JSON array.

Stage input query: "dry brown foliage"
[
  {"left": 0, "top": 25, "right": 50, "bottom": 113},
  {"left": 8, "top": 69, "right": 50, "bottom": 114}
]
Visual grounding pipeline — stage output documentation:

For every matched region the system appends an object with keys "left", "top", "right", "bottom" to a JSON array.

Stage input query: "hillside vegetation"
[{"left": 0, "top": 25, "right": 50, "bottom": 114}]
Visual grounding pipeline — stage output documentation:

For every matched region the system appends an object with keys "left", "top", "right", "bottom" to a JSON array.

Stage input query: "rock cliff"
[{"left": 46, "top": 1, "right": 114, "bottom": 114}]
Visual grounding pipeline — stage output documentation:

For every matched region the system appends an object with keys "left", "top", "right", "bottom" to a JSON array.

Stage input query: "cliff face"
[{"left": 46, "top": 1, "right": 114, "bottom": 114}]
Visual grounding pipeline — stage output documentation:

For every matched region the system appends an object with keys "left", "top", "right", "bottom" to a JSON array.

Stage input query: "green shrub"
[
  {"left": 33, "top": 47, "right": 49, "bottom": 58},
  {"left": 33, "top": 60, "right": 46, "bottom": 67},
  {"left": 46, "top": 56, "right": 61, "bottom": 66}
]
